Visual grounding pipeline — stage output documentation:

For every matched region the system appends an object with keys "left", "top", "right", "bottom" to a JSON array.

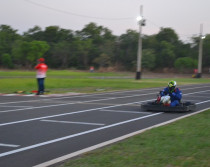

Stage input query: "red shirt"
[{"left": 35, "top": 63, "right": 48, "bottom": 78}]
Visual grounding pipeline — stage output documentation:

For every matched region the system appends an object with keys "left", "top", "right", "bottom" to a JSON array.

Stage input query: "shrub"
[{"left": 174, "top": 57, "right": 197, "bottom": 72}]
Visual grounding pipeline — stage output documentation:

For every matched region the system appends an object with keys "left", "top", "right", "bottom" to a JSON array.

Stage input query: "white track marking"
[
  {"left": 184, "top": 90, "right": 210, "bottom": 96},
  {"left": 181, "top": 99, "right": 200, "bottom": 102},
  {"left": 0, "top": 105, "right": 33, "bottom": 108},
  {"left": 196, "top": 99, "right": 210, "bottom": 105},
  {"left": 0, "top": 143, "right": 19, "bottom": 148},
  {"left": 0, "top": 84, "right": 209, "bottom": 105},
  {"left": 0, "top": 93, "right": 156, "bottom": 113},
  {"left": 1, "top": 89, "right": 210, "bottom": 127},
  {"left": 0, "top": 87, "right": 160, "bottom": 105},
  {"left": 101, "top": 109, "right": 151, "bottom": 114},
  {"left": 34, "top": 107, "right": 210, "bottom": 167},
  {"left": 40, "top": 120, "right": 105, "bottom": 126},
  {"left": 3, "top": 94, "right": 17, "bottom": 96},
  {"left": 185, "top": 95, "right": 210, "bottom": 98},
  {"left": 1, "top": 88, "right": 210, "bottom": 114},
  {"left": 0, "top": 112, "right": 162, "bottom": 158},
  {"left": 0, "top": 99, "right": 154, "bottom": 127}
]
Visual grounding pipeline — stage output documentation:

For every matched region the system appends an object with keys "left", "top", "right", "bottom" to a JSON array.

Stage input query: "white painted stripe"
[
  {"left": 181, "top": 99, "right": 199, "bottom": 102},
  {"left": 0, "top": 87, "right": 159, "bottom": 105},
  {"left": 40, "top": 120, "right": 105, "bottom": 126},
  {"left": 34, "top": 108, "right": 210, "bottom": 167},
  {"left": 186, "top": 95, "right": 210, "bottom": 98},
  {"left": 0, "top": 93, "right": 156, "bottom": 113},
  {"left": 23, "top": 94, "right": 36, "bottom": 97},
  {"left": 1, "top": 88, "right": 210, "bottom": 114},
  {"left": 0, "top": 143, "right": 19, "bottom": 148},
  {"left": 0, "top": 84, "right": 209, "bottom": 105},
  {"left": 3, "top": 94, "right": 17, "bottom": 96},
  {"left": 183, "top": 89, "right": 210, "bottom": 96},
  {"left": 0, "top": 105, "right": 33, "bottom": 108},
  {"left": 196, "top": 99, "right": 210, "bottom": 105},
  {"left": 1, "top": 89, "right": 210, "bottom": 127},
  {"left": 0, "top": 112, "right": 162, "bottom": 158},
  {"left": 0, "top": 99, "right": 154, "bottom": 127},
  {"left": 101, "top": 109, "right": 151, "bottom": 114}
]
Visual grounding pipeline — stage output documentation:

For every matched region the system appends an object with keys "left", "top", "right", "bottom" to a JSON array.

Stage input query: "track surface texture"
[{"left": 0, "top": 83, "right": 210, "bottom": 167}]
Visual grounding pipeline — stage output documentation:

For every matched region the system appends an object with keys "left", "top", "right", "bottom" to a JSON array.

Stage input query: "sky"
[{"left": 0, "top": 0, "right": 210, "bottom": 42}]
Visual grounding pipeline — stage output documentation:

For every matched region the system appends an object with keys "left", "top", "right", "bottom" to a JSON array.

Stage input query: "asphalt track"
[{"left": 0, "top": 83, "right": 210, "bottom": 167}]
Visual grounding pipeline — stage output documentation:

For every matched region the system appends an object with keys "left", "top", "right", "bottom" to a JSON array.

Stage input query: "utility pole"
[
  {"left": 197, "top": 24, "right": 205, "bottom": 78},
  {"left": 136, "top": 5, "right": 145, "bottom": 80}
]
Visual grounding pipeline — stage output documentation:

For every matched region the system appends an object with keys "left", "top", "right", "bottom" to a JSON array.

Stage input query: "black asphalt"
[{"left": 0, "top": 83, "right": 210, "bottom": 167}]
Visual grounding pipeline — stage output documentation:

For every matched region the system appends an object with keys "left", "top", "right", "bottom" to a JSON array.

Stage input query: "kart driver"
[{"left": 160, "top": 80, "right": 182, "bottom": 107}]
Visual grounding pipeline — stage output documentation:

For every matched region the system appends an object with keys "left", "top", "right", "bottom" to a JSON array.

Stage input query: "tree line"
[{"left": 0, "top": 23, "right": 209, "bottom": 72}]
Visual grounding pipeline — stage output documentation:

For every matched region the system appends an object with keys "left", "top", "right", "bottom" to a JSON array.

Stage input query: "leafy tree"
[
  {"left": 12, "top": 40, "right": 49, "bottom": 68},
  {"left": 118, "top": 30, "right": 138, "bottom": 70},
  {"left": 50, "top": 41, "right": 71, "bottom": 68},
  {"left": 75, "top": 39, "right": 93, "bottom": 69},
  {"left": 93, "top": 53, "right": 111, "bottom": 67},
  {"left": 0, "top": 23, "right": 207, "bottom": 72},
  {"left": 0, "top": 25, "right": 20, "bottom": 65},
  {"left": 174, "top": 57, "right": 197, "bottom": 72},
  {"left": 203, "top": 34, "right": 210, "bottom": 68},
  {"left": 1, "top": 53, "right": 13, "bottom": 68},
  {"left": 27, "top": 41, "right": 50, "bottom": 65},
  {"left": 143, "top": 35, "right": 158, "bottom": 50},
  {"left": 76, "top": 23, "right": 116, "bottom": 69},
  {"left": 142, "top": 49, "right": 156, "bottom": 70},
  {"left": 42, "top": 26, "right": 60, "bottom": 44},
  {"left": 156, "top": 41, "right": 175, "bottom": 68},
  {"left": 23, "top": 26, "right": 43, "bottom": 41},
  {"left": 156, "top": 27, "right": 179, "bottom": 44}
]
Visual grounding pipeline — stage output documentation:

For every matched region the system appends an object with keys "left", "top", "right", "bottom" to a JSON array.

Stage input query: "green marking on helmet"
[{"left": 168, "top": 80, "right": 175, "bottom": 87}]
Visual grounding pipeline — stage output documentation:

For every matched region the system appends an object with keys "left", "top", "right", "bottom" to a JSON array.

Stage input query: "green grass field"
[{"left": 0, "top": 70, "right": 209, "bottom": 94}]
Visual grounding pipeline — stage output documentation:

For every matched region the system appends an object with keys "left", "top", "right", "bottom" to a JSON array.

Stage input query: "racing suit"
[{"left": 160, "top": 87, "right": 182, "bottom": 107}]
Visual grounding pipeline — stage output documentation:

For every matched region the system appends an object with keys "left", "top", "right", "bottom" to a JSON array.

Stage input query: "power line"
[
  {"left": 25, "top": 0, "right": 135, "bottom": 21},
  {"left": 24, "top": 0, "right": 200, "bottom": 39},
  {"left": 146, "top": 19, "right": 199, "bottom": 39}
]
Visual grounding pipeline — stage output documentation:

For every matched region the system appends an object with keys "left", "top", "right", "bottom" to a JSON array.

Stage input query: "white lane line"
[
  {"left": 1, "top": 89, "right": 210, "bottom": 127},
  {"left": 0, "top": 87, "right": 160, "bottom": 105},
  {"left": 40, "top": 120, "right": 105, "bottom": 126},
  {"left": 183, "top": 89, "right": 210, "bottom": 96},
  {"left": 101, "top": 109, "right": 151, "bottom": 114},
  {"left": 0, "top": 99, "right": 154, "bottom": 127},
  {"left": 196, "top": 99, "right": 210, "bottom": 105},
  {"left": 185, "top": 95, "right": 210, "bottom": 98},
  {"left": 181, "top": 99, "right": 199, "bottom": 102},
  {"left": 0, "top": 105, "right": 33, "bottom": 108},
  {"left": 3, "top": 94, "right": 17, "bottom": 96},
  {"left": 0, "top": 112, "right": 162, "bottom": 158},
  {"left": 1, "top": 88, "right": 210, "bottom": 114},
  {"left": 0, "top": 93, "right": 156, "bottom": 113},
  {"left": 0, "top": 143, "right": 19, "bottom": 148},
  {"left": 34, "top": 107, "right": 210, "bottom": 167},
  {"left": 0, "top": 84, "right": 209, "bottom": 105}
]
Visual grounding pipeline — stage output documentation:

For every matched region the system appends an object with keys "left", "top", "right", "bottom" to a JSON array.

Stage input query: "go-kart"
[{"left": 141, "top": 94, "right": 196, "bottom": 112}]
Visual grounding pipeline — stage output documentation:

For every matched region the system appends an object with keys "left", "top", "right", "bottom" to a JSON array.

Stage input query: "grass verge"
[
  {"left": 0, "top": 70, "right": 209, "bottom": 94},
  {"left": 60, "top": 110, "right": 210, "bottom": 167}
]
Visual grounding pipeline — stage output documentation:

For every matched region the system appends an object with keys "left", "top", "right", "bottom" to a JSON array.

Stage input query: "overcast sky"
[{"left": 1, "top": 0, "right": 210, "bottom": 42}]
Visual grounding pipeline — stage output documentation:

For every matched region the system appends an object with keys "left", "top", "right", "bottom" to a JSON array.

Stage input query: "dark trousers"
[{"left": 37, "top": 78, "right": 45, "bottom": 93}]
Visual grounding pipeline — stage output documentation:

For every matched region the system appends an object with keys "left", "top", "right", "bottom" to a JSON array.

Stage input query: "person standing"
[{"left": 35, "top": 58, "right": 48, "bottom": 95}]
